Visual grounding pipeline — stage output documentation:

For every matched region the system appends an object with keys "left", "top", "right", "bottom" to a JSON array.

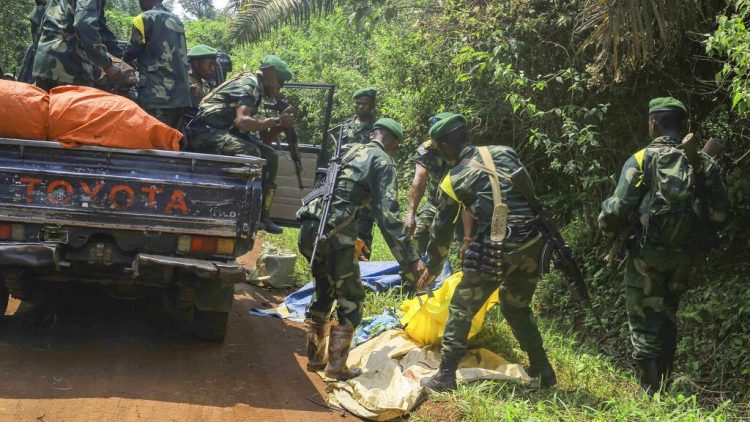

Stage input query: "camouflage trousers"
[
  {"left": 412, "top": 200, "right": 464, "bottom": 256},
  {"left": 146, "top": 108, "right": 186, "bottom": 131},
  {"left": 187, "top": 124, "right": 278, "bottom": 187},
  {"left": 413, "top": 201, "right": 437, "bottom": 256},
  {"left": 442, "top": 235, "right": 545, "bottom": 359},
  {"left": 624, "top": 246, "right": 691, "bottom": 360},
  {"left": 298, "top": 219, "right": 365, "bottom": 328}
]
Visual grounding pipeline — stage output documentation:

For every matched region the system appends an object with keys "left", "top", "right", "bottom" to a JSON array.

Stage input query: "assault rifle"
[
  {"left": 265, "top": 95, "right": 304, "bottom": 189},
  {"left": 309, "top": 125, "right": 345, "bottom": 270},
  {"left": 682, "top": 134, "right": 725, "bottom": 246},
  {"left": 510, "top": 168, "right": 604, "bottom": 327}
]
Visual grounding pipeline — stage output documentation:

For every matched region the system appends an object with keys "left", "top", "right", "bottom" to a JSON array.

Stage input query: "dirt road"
[{"left": 0, "top": 283, "right": 353, "bottom": 422}]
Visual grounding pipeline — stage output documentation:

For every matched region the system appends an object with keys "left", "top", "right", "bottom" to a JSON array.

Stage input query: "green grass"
[{"left": 264, "top": 228, "right": 747, "bottom": 420}]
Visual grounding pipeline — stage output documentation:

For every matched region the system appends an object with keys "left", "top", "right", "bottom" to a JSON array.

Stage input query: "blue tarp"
[{"left": 249, "top": 260, "right": 452, "bottom": 321}]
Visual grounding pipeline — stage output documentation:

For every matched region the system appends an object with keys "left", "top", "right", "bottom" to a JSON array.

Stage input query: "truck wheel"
[
  {"left": 193, "top": 309, "right": 229, "bottom": 342},
  {"left": 0, "top": 285, "right": 8, "bottom": 316}
]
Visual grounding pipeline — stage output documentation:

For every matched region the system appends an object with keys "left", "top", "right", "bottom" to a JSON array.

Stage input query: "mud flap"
[{"left": 194, "top": 278, "right": 234, "bottom": 313}]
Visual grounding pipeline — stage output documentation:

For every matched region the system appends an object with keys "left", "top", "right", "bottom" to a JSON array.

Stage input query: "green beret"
[
  {"left": 187, "top": 44, "right": 218, "bottom": 59},
  {"left": 648, "top": 97, "right": 687, "bottom": 115},
  {"left": 373, "top": 118, "right": 403, "bottom": 141},
  {"left": 353, "top": 87, "right": 377, "bottom": 100},
  {"left": 261, "top": 54, "right": 293, "bottom": 83},
  {"left": 429, "top": 113, "right": 467, "bottom": 140}
]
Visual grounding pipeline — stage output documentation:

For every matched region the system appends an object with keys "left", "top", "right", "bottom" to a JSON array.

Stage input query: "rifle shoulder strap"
[
  {"left": 477, "top": 146, "right": 509, "bottom": 242},
  {"left": 198, "top": 71, "right": 255, "bottom": 109}
]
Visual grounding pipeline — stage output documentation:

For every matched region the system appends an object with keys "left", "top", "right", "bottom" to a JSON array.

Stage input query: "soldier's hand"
[
  {"left": 103, "top": 65, "right": 121, "bottom": 80},
  {"left": 404, "top": 213, "right": 416, "bottom": 236},
  {"left": 279, "top": 113, "right": 295, "bottom": 129},
  {"left": 416, "top": 270, "right": 436, "bottom": 292}
]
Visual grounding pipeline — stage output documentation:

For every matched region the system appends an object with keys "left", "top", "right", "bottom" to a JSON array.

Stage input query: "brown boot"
[
  {"left": 324, "top": 325, "right": 362, "bottom": 380},
  {"left": 305, "top": 318, "right": 330, "bottom": 372}
]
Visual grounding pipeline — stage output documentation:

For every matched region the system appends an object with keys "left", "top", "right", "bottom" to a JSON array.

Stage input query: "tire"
[
  {"left": 0, "top": 284, "right": 8, "bottom": 317},
  {"left": 193, "top": 309, "right": 229, "bottom": 342}
]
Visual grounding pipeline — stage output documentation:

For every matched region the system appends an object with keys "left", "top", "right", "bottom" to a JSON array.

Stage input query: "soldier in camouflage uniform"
[
  {"left": 297, "top": 118, "right": 423, "bottom": 380},
  {"left": 32, "top": 0, "right": 122, "bottom": 91},
  {"left": 123, "top": 0, "right": 191, "bottom": 130},
  {"left": 405, "top": 113, "right": 453, "bottom": 255},
  {"left": 599, "top": 97, "right": 728, "bottom": 395},
  {"left": 186, "top": 55, "right": 294, "bottom": 234},
  {"left": 186, "top": 44, "right": 217, "bottom": 113},
  {"left": 336, "top": 88, "right": 378, "bottom": 257},
  {"left": 417, "top": 113, "right": 557, "bottom": 391}
]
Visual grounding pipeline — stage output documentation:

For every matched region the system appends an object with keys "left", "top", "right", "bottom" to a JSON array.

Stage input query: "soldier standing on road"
[
  {"left": 123, "top": 0, "right": 191, "bottom": 130},
  {"left": 417, "top": 113, "right": 557, "bottom": 391},
  {"left": 338, "top": 88, "right": 378, "bottom": 258},
  {"left": 186, "top": 44, "right": 217, "bottom": 112},
  {"left": 599, "top": 97, "right": 728, "bottom": 395},
  {"left": 186, "top": 55, "right": 294, "bottom": 234},
  {"left": 297, "top": 118, "right": 423, "bottom": 380},
  {"left": 32, "top": 0, "right": 122, "bottom": 91},
  {"left": 405, "top": 113, "right": 454, "bottom": 255}
]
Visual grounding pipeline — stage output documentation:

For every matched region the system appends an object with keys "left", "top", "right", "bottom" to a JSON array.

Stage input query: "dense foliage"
[
  {"left": 232, "top": 0, "right": 750, "bottom": 407},
  {"left": 0, "top": 0, "right": 33, "bottom": 75}
]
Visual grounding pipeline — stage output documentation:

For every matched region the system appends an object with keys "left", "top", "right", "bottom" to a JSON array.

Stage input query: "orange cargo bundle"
[
  {"left": 48, "top": 86, "right": 181, "bottom": 151},
  {"left": 0, "top": 80, "right": 49, "bottom": 140}
]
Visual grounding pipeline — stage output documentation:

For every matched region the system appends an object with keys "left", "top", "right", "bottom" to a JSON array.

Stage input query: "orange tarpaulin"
[
  {"left": 48, "top": 86, "right": 181, "bottom": 151},
  {"left": 0, "top": 80, "right": 49, "bottom": 140}
]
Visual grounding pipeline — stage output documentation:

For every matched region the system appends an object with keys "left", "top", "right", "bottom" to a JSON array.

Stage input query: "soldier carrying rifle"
[
  {"left": 296, "top": 118, "right": 423, "bottom": 380},
  {"left": 417, "top": 113, "right": 559, "bottom": 391},
  {"left": 599, "top": 97, "right": 729, "bottom": 395}
]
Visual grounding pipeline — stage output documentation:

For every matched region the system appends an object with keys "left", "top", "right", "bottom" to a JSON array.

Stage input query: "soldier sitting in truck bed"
[{"left": 186, "top": 55, "right": 295, "bottom": 234}]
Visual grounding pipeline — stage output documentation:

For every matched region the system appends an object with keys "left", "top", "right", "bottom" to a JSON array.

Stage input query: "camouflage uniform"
[
  {"left": 424, "top": 145, "right": 546, "bottom": 362},
  {"left": 186, "top": 72, "right": 278, "bottom": 190},
  {"left": 599, "top": 135, "right": 728, "bottom": 361},
  {"left": 412, "top": 139, "right": 451, "bottom": 254},
  {"left": 335, "top": 114, "right": 377, "bottom": 251},
  {"left": 32, "top": 0, "right": 119, "bottom": 89},
  {"left": 123, "top": 3, "right": 191, "bottom": 129},
  {"left": 297, "top": 140, "right": 420, "bottom": 328},
  {"left": 188, "top": 69, "right": 212, "bottom": 109}
]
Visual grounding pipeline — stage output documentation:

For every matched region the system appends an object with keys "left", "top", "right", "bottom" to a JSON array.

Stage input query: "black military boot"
[
  {"left": 636, "top": 358, "right": 662, "bottom": 396},
  {"left": 258, "top": 187, "right": 282, "bottom": 234},
  {"left": 421, "top": 352, "right": 461, "bottom": 392},
  {"left": 324, "top": 325, "right": 362, "bottom": 380},
  {"left": 305, "top": 318, "right": 330, "bottom": 372},
  {"left": 527, "top": 347, "right": 557, "bottom": 388}
]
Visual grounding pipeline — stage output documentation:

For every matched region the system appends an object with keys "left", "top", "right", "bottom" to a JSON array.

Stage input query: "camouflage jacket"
[
  {"left": 194, "top": 72, "right": 264, "bottom": 130},
  {"left": 189, "top": 70, "right": 211, "bottom": 108},
  {"left": 124, "top": 4, "right": 190, "bottom": 109},
  {"left": 599, "top": 135, "right": 729, "bottom": 241},
  {"left": 340, "top": 114, "right": 376, "bottom": 146},
  {"left": 413, "top": 139, "right": 449, "bottom": 206},
  {"left": 296, "top": 140, "right": 420, "bottom": 265},
  {"left": 424, "top": 144, "right": 535, "bottom": 274},
  {"left": 32, "top": 0, "right": 116, "bottom": 85},
  {"left": 28, "top": 1, "right": 47, "bottom": 45}
]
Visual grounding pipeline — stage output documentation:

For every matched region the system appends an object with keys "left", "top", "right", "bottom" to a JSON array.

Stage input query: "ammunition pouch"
[{"left": 462, "top": 236, "right": 505, "bottom": 277}]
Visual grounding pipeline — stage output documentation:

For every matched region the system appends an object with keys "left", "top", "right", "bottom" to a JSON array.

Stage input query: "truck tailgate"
[{"left": 0, "top": 138, "right": 263, "bottom": 238}]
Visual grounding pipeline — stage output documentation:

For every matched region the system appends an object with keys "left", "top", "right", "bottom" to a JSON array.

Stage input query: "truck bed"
[{"left": 0, "top": 138, "right": 264, "bottom": 239}]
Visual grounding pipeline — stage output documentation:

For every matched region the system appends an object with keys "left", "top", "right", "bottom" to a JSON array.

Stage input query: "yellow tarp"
[
  {"left": 327, "top": 330, "right": 531, "bottom": 421},
  {"left": 399, "top": 271, "right": 499, "bottom": 345}
]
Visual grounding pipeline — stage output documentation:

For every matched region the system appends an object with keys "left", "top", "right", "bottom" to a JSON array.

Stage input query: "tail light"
[
  {"left": 0, "top": 223, "right": 26, "bottom": 241},
  {"left": 177, "top": 235, "right": 235, "bottom": 255}
]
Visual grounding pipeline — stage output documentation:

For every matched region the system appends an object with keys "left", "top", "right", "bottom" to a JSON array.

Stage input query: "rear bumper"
[{"left": 0, "top": 242, "right": 244, "bottom": 286}]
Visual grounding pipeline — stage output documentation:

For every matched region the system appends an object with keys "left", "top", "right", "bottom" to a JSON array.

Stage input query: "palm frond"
[
  {"left": 229, "top": 0, "right": 335, "bottom": 44},
  {"left": 575, "top": 0, "right": 722, "bottom": 81}
]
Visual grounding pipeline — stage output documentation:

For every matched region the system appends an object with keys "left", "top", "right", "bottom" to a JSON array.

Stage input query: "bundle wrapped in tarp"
[
  {"left": 0, "top": 80, "right": 49, "bottom": 140},
  {"left": 48, "top": 86, "right": 181, "bottom": 151}
]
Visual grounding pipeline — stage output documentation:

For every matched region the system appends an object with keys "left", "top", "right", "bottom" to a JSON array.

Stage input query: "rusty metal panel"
[{"left": 0, "top": 138, "right": 263, "bottom": 238}]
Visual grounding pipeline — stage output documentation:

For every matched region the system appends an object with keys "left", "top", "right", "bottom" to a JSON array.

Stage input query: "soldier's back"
[{"left": 134, "top": 4, "right": 191, "bottom": 109}]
